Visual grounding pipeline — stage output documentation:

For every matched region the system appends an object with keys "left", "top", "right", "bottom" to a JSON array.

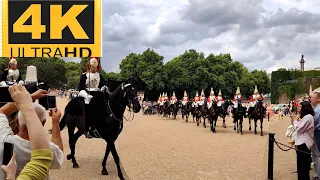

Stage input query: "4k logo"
[{"left": 2, "top": 0, "right": 101, "bottom": 57}]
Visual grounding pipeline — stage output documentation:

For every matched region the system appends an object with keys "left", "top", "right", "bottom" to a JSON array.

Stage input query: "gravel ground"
[{"left": 45, "top": 98, "right": 302, "bottom": 180}]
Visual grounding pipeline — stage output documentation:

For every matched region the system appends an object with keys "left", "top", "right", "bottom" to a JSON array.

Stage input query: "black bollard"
[{"left": 268, "top": 133, "right": 275, "bottom": 180}]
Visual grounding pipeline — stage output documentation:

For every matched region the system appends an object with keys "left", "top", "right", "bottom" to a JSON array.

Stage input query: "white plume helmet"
[
  {"left": 196, "top": 91, "right": 199, "bottom": 97},
  {"left": 184, "top": 91, "right": 187, "bottom": 97},
  {"left": 159, "top": 93, "right": 162, "bottom": 98},
  {"left": 254, "top": 85, "right": 259, "bottom": 94},
  {"left": 218, "top": 89, "right": 222, "bottom": 96},
  {"left": 236, "top": 87, "right": 241, "bottom": 95},
  {"left": 25, "top": 65, "right": 37, "bottom": 85},
  {"left": 210, "top": 87, "right": 214, "bottom": 96},
  {"left": 172, "top": 91, "right": 176, "bottom": 96},
  {"left": 165, "top": 92, "right": 167, "bottom": 97},
  {"left": 162, "top": 92, "right": 165, "bottom": 97},
  {"left": 201, "top": 89, "right": 205, "bottom": 96}
]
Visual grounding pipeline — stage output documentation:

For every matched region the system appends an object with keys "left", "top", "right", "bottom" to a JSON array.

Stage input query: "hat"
[
  {"left": 184, "top": 91, "right": 187, "bottom": 97},
  {"left": 218, "top": 90, "right": 222, "bottom": 96},
  {"left": 9, "top": 57, "right": 17, "bottom": 65},
  {"left": 210, "top": 88, "right": 214, "bottom": 96},
  {"left": 236, "top": 87, "right": 241, "bottom": 95},
  {"left": 25, "top": 65, "right": 37, "bottom": 85},
  {"left": 254, "top": 86, "right": 259, "bottom": 94},
  {"left": 172, "top": 91, "right": 176, "bottom": 96},
  {"left": 195, "top": 91, "right": 199, "bottom": 97},
  {"left": 88, "top": 57, "right": 101, "bottom": 71},
  {"left": 159, "top": 93, "right": 162, "bottom": 98},
  {"left": 201, "top": 89, "right": 205, "bottom": 96}
]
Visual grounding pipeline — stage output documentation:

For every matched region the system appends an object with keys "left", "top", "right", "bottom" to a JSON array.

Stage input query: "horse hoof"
[
  {"left": 234, "top": 128, "right": 236, "bottom": 131},
  {"left": 261, "top": 134, "right": 264, "bottom": 136},
  {"left": 241, "top": 133, "right": 244, "bottom": 135},
  {"left": 102, "top": 169, "right": 109, "bottom": 175},
  {"left": 67, "top": 154, "right": 72, "bottom": 160},
  {"left": 73, "top": 163, "right": 79, "bottom": 168},
  {"left": 249, "top": 127, "right": 251, "bottom": 131}
]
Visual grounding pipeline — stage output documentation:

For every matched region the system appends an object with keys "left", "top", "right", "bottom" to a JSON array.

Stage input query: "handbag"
[{"left": 285, "top": 125, "right": 296, "bottom": 145}]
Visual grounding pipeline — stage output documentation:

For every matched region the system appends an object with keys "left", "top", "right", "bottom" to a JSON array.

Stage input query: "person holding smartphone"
[
  {"left": 0, "top": 85, "right": 52, "bottom": 179},
  {"left": 290, "top": 101, "right": 315, "bottom": 180},
  {"left": 0, "top": 86, "right": 64, "bottom": 179},
  {"left": 78, "top": 57, "right": 109, "bottom": 138}
]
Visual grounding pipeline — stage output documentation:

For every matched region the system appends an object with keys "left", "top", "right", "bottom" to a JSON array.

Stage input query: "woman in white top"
[{"left": 291, "top": 101, "right": 315, "bottom": 180}]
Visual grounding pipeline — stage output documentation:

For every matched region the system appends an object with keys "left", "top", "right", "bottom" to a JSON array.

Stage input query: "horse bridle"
[{"left": 104, "top": 87, "right": 137, "bottom": 124}]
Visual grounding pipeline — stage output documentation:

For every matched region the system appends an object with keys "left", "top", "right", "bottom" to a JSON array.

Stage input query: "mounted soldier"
[
  {"left": 232, "top": 87, "right": 243, "bottom": 117},
  {"left": 182, "top": 91, "right": 189, "bottom": 106},
  {"left": 170, "top": 91, "right": 178, "bottom": 105},
  {"left": 0, "top": 57, "right": 23, "bottom": 86},
  {"left": 158, "top": 93, "right": 163, "bottom": 105},
  {"left": 199, "top": 89, "right": 206, "bottom": 106},
  {"left": 207, "top": 88, "right": 217, "bottom": 109},
  {"left": 78, "top": 57, "right": 109, "bottom": 138},
  {"left": 193, "top": 91, "right": 200, "bottom": 107},
  {"left": 164, "top": 92, "right": 169, "bottom": 102},
  {"left": 217, "top": 90, "right": 224, "bottom": 107},
  {"left": 248, "top": 86, "right": 263, "bottom": 117}
]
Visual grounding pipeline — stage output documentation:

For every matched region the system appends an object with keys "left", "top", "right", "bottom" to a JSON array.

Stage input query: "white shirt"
[
  {"left": 86, "top": 72, "right": 100, "bottom": 91},
  {"left": 0, "top": 114, "right": 64, "bottom": 180},
  {"left": 7, "top": 69, "right": 19, "bottom": 82}
]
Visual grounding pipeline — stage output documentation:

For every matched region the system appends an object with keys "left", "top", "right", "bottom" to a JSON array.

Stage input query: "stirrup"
[{"left": 85, "top": 131, "right": 93, "bottom": 139}]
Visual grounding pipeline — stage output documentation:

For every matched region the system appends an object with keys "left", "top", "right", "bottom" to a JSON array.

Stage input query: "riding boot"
[{"left": 82, "top": 103, "right": 93, "bottom": 139}]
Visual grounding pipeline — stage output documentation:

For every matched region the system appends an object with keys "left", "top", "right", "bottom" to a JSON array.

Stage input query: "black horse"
[
  {"left": 207, "top": 101, "right": 219, "bottom": 133},
  {"left": 170, "top": 101, "right": 180, "bottom": 120},
  {"left": 216, "top": 100, "right": 232, "bottom": 128},
  {"left": 248, "top": 101, "right": 265, "bottom": 136},
  {"left": 57, "top": 82, "right": 140, "bottom": 180},
  {"left": 181, "top": 101, "right": 192, "bottom": 122},
  {"left": 162, "top": 100, "right": 170, "bottom": 120},
  {"left": 198, "top": 101, "right": 208, "bottom": 128},
  {"left": 233, "top": 101, "right": 246, "bottom": 135}
]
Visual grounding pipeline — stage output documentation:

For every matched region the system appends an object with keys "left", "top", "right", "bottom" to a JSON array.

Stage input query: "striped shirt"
[
  {"left": 294, "top": 114, "right": 314, "bottom": 149},
  {"left": 314, "top": 104, "right": 320, "bottom": 131}
]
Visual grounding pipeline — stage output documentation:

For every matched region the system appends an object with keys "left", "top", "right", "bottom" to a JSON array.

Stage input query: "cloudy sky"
[{"left": 65, "top": 0, "right": 320, "bottom": 73}]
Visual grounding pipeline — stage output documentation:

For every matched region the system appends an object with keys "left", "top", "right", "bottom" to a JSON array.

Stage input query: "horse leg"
[
  {"left": 249, "top": 117, "right": 251, "bottom": 131},
  {"left": 203, "top": 116, "right": 206, "bottom": 128},
  {"left": 110, "top": 142, "right": 125, "bottom": 180},
  {"left": 240, "top": 118, "right": 243, "bottom": 135},
  {"left": 254, "top": 119, "right": 257, "bottom": 134},
  {"left": 260, "top": 118, "right": 264, "bottom": 136},
  {"left": 222, "top": 116, "right": 226, "bottom": 128},
  {"left": 102, "top": 143, "right": 111, "bottom": 175},
  {"left": 67, "top": 128, "right": 83, "bottom": 168},
  {"left": 236, "top": 120, "right": 239, "bottom": 133}
]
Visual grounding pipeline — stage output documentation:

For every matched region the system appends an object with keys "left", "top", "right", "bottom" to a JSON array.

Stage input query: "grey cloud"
[
  {"left": 263, "top": 8, "right": 320, "bottom": 28},
  {"left": 96, "top": 0, "right": 320, "bottom": 73}
]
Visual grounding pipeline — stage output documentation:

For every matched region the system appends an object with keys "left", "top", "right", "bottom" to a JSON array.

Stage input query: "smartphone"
[
  {"left": 0, "top": 87, "right": 13, "bottom": 103},
  {"left": 2, "top": 142, "right": 14, "bottom": 166},
  {"left": 47, "top": 95, "right": 56, "bottom": 110}
]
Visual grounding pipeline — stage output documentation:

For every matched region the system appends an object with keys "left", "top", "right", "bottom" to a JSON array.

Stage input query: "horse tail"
[{"left": 59, "top": 114, "right": 68, "bottom": 131}]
